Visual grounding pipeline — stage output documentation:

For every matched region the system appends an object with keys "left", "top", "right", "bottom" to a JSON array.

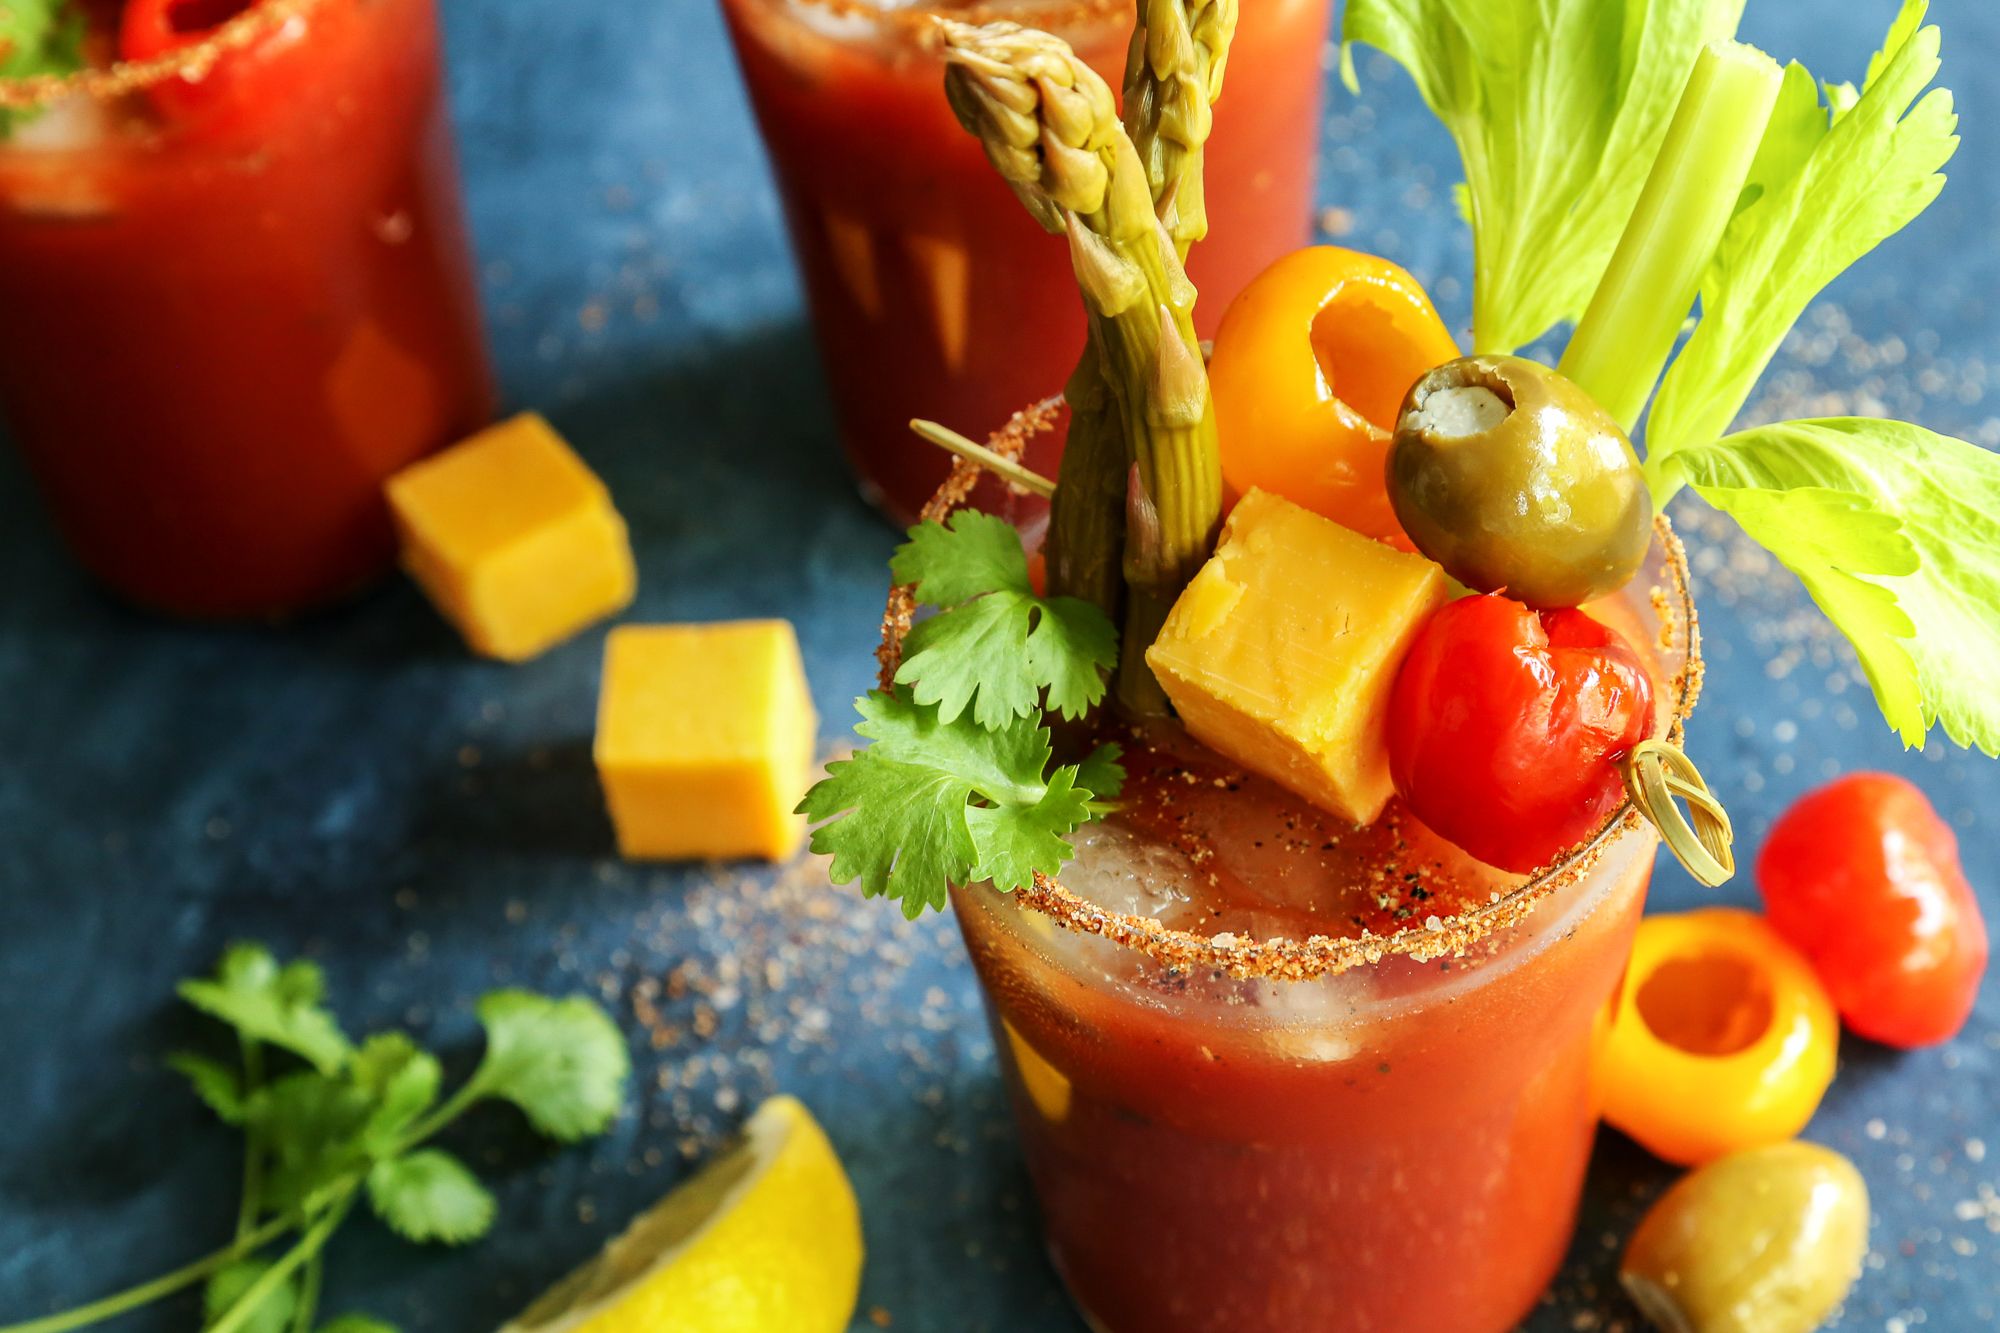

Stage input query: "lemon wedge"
[{"left": 501, "top": 1095, "right": 863, "bottom": 1333}]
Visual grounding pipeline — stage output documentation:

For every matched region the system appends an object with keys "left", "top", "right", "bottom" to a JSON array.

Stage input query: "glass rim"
[
  {"left": 764, "top": 0, "right": 1124, "bottom": 36},
  {"left": 0, "top": 0, "right": 323, "bottom": 113},
  {"left": 879, "top": 394, "right": 1706, "bottom": 982}
]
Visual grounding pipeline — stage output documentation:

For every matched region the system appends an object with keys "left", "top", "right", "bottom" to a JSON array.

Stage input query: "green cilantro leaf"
[
  {"left": 178, "top": 944, "right": 352, "bottom": 1076},
  {"left": 167, "top": 1051, "right": 247, "bottom": 1126},
  {"left": 204, "top": 1260, "right": 299, "bottom": 1333},
  {"left": 351, "top": 1032, "right": 442, "bottom": 1153},
  {"left": 1342, "top": 0, "right": 1746, "bottom": 354},
  {"left": 1676, "top": 417, "right": 2000, "bottom": 753},
  {"left": 1647, "top": 0, "right": 1957, "bottom": 469},
  {"left": 0, "top": 0, "right": 85, "bottom": 137},
  {"left": 891, "top": 511, "right": 1117, "bottom": 727},
  {"left": 966, "top": 765, "right": 1092, "bottom": 891},
  {"left": 249, "top": 1071, "right": 375, "bottom": 1215},
  {"left": 1074, "top": 743, "right": 1127, "bottom": 813},
  {"left": 316, "top": 1304, "right": 398, "bottom": 1328},
  {"left": 801, "top": 691, "right": 1106, "bottom": 916},
  {"left": 318, "top": 1317, "right": 401, "bottom": 1333},
  {"left": 467, "top": 991, "right": 630, "bottom": 1141},
  {"left": 891, "top": 510, "right": 1029, "bottom": 605},
  {"left": 365, "top": 1148, "right": 497, "bottom": 1245}
]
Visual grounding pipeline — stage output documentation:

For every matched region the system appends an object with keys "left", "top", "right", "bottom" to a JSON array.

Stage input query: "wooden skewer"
[{"left": 909, "top": 419, "right": 1057, "bottom": 498}]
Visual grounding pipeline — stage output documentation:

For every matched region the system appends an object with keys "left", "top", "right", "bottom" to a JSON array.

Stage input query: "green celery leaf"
[
  {"left": 1677, "top": 417, "right": 2000, "bottom": 753},
  {"left": 468, "top": 992, "right": 629, "bottom": 1141},
  {"left": 1074, "top": 743, "right": 1127, "bottom": 811},
  {"left": 203, "top": 1259, "right": 299, "bottom": 1333},
  {"left": 166, "top": 1051, "right": 247, "bottom": 1126},
  {"left": 0, "top": 0, "right": 85, "bottom": 137},
  {"left": 178, "top": 946, "right": 352, "bottom": 1076},
  {"left": 248, "top": 1071, "right": 375, "bottom": 1215},
  {"left": 1342, "top": 0, "right": 1745, "bottom": 353},
  {"left": 890, "top": 512, "right": 1117, "bottom": 726},
  {"left": 800, "top": 691, "right": 1105, "bottom": 915},
  {"left": 365, "top": 1149, "right": 497, "bottom": 1245},
  {"left": 350, "top": 1032, "right": 442, "bottom": 1152},
  {"left": 317, "top": 1318, "right": 401, "bottom": 1333},
  {"left": 1648, "top": 0, "right": 1957, "bottom": 469}
]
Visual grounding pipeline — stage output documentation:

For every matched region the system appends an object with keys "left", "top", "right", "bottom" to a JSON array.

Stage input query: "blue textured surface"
[{"left": 2, "top": 1, "right": 1998, "bottom": 1330}]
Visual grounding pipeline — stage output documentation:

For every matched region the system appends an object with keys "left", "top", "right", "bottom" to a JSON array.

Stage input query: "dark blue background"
[{"left": 2, "top": 1, "right": 1996, "bottom": 1329}]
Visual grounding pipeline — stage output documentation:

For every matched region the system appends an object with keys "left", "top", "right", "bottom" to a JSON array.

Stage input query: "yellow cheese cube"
[
  {"left": 1145, "top": 489, "right": 1447, "bottom": 825},
  {"left": 594, "top": 621, "right": 817, "bottom": 862},
  {"left": 386, "top": 412, "right": 635, "bottom": 662}
]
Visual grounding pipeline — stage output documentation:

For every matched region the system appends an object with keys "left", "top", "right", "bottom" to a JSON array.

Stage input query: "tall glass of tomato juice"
[
  {"left": 948, "top": 514, "right": 1700, "bottom": 1333},
  {"left": 0, "top": 0, "right": 494, "bottom": 620},
  {"left": 717, "top": 0, "right": 1332, "bottom": 523}
]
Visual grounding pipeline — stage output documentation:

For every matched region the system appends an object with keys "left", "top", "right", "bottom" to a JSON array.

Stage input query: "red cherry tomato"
[
  {"left": 118, "top": 0, "right": 304, "bottom": 126},
  {"left": 1758, "top": 773, "right": 1989, "bottom": 1049},
  {"left": 1388, "top": 594, "right": 1655, "bottom": 873}
]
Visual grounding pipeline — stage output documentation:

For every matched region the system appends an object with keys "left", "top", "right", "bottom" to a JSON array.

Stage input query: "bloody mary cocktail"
[
  {"left": 717, "top": 0, "right": 1332, "bottom": 522},
  {"left": 952, "top": 534, "right": 1696, "bottom": 1333},
  {"left": 0, "top": 0, "right": 493, "bottom": 619}
]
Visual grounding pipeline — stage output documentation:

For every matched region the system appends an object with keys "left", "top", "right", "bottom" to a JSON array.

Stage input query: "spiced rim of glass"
[
  {"left": 882, "top": 394, "right": 1708, "bottom": 983},
  {"left": 0, "top": 0, "right": 323, "bottom": 113},
  {"left": 773, "top": 0, "right": 1125, "bottom": 34}
]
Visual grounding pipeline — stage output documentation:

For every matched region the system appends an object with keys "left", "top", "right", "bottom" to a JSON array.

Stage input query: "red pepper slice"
[
  {"left": 1758, "top": 772, "right": 1989, "bottom": 1048},
  {"left": 1387, "top": 593, "right": 1654, "bottom": 872},
  {"left": 118, "top": 0, "right": 300, "bottom": 124}
]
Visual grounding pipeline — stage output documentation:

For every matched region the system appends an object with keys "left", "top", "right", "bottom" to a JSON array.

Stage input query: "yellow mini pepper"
[{"left": 1597, "top": 908, "right": 1838, "bottom": 1166}]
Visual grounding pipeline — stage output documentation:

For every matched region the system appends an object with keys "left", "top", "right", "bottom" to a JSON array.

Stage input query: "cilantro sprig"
[
  {"left": 1, "top": 945, "right": 630, "bottom": 1333},
  {"left": 802, "top": 515, "right": 1124, "bottom": 918},
  {"left": 1354, "top": 0, "right": 2000, "bottom": 756},
  {"left": 891, "top": 511, "right": 1118, "bottom": 727},
  {"left": 0, "top": 0, "right": 85, "bottom": 137}
]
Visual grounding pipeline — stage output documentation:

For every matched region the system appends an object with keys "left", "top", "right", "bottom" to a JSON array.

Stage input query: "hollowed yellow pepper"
[
  {"left": 1208, "top": 246, "right": 1460, "bottom": 541},
  {"left": 1598, "top": 908, "right": 1838, "bottom": 1166}
]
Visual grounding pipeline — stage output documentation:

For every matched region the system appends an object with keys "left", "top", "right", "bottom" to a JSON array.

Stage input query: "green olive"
[
  {"left": 1621, "top": 1141, "right": 1870, "bottom": 1333},
  {"left": 1387, "top": 354, "right": 1652, "bottom": 607}
]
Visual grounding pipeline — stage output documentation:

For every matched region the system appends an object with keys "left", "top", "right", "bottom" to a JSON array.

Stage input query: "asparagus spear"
[
  {"left": 1047, "top": 1, "right": 1238, "bottom": 646},
  {"left": 1124, "top": 0, "right": 1239, "bottom": 259},
  {"left": 942, "top": 19, "right": 1224, "bottom": 715}
]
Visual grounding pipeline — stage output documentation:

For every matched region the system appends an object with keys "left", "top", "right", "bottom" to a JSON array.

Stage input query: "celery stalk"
[{"left": 1558, "top": 41, "right": 1783, "bottom": 434}]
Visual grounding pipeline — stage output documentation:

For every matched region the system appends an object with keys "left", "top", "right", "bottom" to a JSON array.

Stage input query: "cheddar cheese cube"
[
  {"left": 594, "top": 621, "right": 817, "bottom": 862},
  {"left": 1145, "top": 489, "right": 1447, "bottom": 825},
  {"left": 386, "top": 412, "right": 635, "bottom": 662}
]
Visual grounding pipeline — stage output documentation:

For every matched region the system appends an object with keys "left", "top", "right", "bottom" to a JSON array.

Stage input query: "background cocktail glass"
[
  {"left": 716, "top": 0, "right": 1334, "bottom": 523},
  {"left": 906, "top": 415, "right": 1699, "bottom": 1333},
  {"left": 0, "top": 0, "right": 494, "bottom": 619}
]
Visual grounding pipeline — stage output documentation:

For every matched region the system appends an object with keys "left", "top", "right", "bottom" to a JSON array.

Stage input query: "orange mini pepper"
[
  {"left": 1597, "top": 908, "right": 1838, "bottom": 1167},
  {"left": 1207, "top": 246, "right": 1460, "bottom": 540}
]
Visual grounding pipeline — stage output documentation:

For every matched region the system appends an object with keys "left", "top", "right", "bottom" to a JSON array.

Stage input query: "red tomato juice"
[
  {"left": 0, "top": 0, "right": 493, "bottom": 618},
  {"left": 949, "top": 580, "right": 1689, "bottom": 1332},
  {"left": 717, "top": 0, "right": 1333, "bottom": 522}
]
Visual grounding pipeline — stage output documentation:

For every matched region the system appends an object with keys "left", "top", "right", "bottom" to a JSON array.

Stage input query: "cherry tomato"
[
  {"left": 1387, "top": 593, "right": 1654, "bottom": 872},
  {"left": 1758, "top": 773, "right": 1989, "bottom": 1049},
  {"left": 118, "top": 0, "right": 307, "bottom": 126},
  {"left": 1208, "top": 246, "right": 1459, "bottom": 541}
]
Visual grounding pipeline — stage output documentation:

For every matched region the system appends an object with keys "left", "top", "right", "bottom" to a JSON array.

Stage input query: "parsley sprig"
[
  {"left": 2, "top": 945, "right": 630, "bottom": 1333},
  {"left": 802, "top": 514, "right": 1124, "bottom": 917}
]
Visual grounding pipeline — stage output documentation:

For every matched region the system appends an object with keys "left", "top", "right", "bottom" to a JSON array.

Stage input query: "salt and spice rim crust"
[
  {"left": 880, "top": 397, "right": 1706, "bottom": 982},
  {"left": 0, "top": 0, "right": 322, "bottom": 113},
  {"left": 785, "top": 0, "right": 1125, "bottom": 38}
]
